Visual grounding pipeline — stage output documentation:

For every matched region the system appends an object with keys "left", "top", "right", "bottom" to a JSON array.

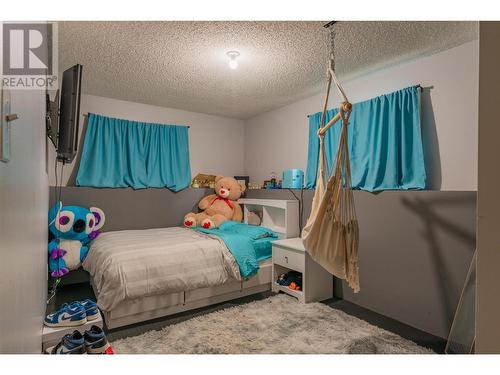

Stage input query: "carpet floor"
[{"left": 111, "top": 294, "right": 434, "bottom": 354}]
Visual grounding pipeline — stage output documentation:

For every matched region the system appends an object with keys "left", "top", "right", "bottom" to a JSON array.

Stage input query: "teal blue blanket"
[{"left": 195, "top": 221, "right": 278, "bottom": 278}]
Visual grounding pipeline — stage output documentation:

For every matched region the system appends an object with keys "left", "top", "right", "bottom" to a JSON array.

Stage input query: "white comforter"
[{"left": 83, "top": 227, "right": 241, "bottom": 311}]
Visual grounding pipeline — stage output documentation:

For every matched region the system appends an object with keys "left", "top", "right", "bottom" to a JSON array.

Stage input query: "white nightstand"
[{"left": 272, "top": 238, "right": 333, "bottom": 303}]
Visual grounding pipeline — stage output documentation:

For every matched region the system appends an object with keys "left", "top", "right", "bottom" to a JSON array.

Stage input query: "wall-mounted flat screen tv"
[{"left": 46, "top": 64, "right": 83, "bottom": 164}]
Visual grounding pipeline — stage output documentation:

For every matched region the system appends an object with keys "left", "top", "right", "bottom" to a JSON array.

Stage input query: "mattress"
[{"left": 83, "top": 227, "right": 242, "bottom": 311}]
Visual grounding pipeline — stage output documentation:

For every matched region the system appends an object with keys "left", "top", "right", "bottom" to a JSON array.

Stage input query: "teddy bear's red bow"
[{"left": 210, "top": 196, "right": 233, "bottom": 209}]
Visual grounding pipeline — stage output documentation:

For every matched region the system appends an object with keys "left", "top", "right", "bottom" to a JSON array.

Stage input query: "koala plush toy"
[{"left": 48, "top": 202, "right": 105, "bottom": 277}]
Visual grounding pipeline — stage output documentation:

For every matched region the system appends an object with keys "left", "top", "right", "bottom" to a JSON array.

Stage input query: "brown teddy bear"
[{"left": 184, "top": 176, "right": 246, "bottom": 229}]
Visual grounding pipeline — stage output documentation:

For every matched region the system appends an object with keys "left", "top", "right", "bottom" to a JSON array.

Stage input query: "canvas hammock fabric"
[{"left": 302, "top": 63, "right": 360, "bottom": 293}]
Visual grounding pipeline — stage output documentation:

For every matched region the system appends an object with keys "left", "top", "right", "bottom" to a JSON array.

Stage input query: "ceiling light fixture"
[{"left": 226, "top": 51, "right": 240, "bottom": 70}]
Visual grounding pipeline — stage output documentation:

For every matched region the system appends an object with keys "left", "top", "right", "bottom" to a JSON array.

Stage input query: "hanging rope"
[
  {"left": 318, "top": 24, "right": 350, "bottom": 136},
  {"left": 302, "top": 22, "right": 360, "bottom": 293},
  {"left": 329, "top": 25, "right": 336, "bottom": 73}
]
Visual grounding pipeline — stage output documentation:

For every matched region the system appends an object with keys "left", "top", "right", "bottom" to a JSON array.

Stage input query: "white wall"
[
  {"left": 244, "top": 40, "right": 479, "bottom": 191},
  {"left": 0, "top": 90, "right": 48, "bottom": 353},
  {"left": 49, "top": 95, "right": 245, "bottom": 186}
]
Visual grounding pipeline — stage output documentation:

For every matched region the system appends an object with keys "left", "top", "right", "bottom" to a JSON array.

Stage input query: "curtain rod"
[
  {"left": 306, "top": 84, "right": 431, "bottom": 118},
  {"left": 81, "top": 113, "right": 190, "bottom": 128}
]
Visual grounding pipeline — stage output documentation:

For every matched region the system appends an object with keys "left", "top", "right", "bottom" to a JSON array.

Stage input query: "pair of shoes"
[
  {"left": 45, "top": 325, "right": 112, "bottom": 354},
  {"left": 44, "top": 299, "right": 99, "bottom": 328},
  {"left": 80, "top": 299, "right": 99, "bottom": 321},
  {"left": 276, "top": 271, "right": 302, "bottom": 289},
  {"left": 276, "top": 273, "right": 291, "bottom": 286}
]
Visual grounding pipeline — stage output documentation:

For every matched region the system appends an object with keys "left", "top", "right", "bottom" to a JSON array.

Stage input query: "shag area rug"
[{"left": 111, "top": 294, "right": 434, "bottom": 354}]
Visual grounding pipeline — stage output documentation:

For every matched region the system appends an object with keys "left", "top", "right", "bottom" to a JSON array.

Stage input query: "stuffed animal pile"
[
  {"left": 48, "top": 202, "right": 105, "bottom": 277},
  {"left": 184, "top": 176, "right": 246, "bottom": 229}
]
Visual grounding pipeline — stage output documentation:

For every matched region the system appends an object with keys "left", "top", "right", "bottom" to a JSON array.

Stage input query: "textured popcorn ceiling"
[{"left": 59, "top": 21, "right": 478, "bottom": 119}]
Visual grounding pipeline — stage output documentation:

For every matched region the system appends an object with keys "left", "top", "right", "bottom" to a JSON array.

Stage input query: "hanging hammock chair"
[{"left": 302, "top": 27, "right": 360, "bottom": 293}]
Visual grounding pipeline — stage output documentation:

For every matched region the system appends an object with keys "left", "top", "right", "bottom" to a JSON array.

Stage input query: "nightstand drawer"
[{"left": 273, "top": 245, "right": 304, "bottom": 272}]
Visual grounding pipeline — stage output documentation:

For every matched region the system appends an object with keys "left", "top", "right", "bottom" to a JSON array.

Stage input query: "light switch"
[{"left": 0, "top": 86, "right": 12, "bottom": 163}]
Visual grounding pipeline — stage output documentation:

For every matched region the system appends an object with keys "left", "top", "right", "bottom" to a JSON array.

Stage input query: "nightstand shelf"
[
  {"left": 274, "top": 283, "right": 303, "bottom": 300},
  {"left": 272, "top": 238, "right": 333, "bottom": 303}
]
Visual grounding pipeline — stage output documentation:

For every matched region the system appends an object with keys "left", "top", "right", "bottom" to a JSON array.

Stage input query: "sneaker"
[
  {"left": 44, "top": 302, "right": 86, "bottom": 327},
  {"left": 79, "top": 299, "right": 99, "bottom": 321},
  {"left": 84, "top": 325, "right": 110, "bottom": 354},
  {"left": 46, "top": 331, "right": 86, "bottom": 354}
]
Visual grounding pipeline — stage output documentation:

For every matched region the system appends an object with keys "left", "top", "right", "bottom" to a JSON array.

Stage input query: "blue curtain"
[
  {"left": 76, "top": 113, "right": 191, "bottom": 191},
  {"left": 305, "top": 86, "right": 426, "bottom": 191}
]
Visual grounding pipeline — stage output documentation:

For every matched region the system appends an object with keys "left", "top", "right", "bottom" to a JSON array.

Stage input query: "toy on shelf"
[
  {"left": 263, "top": 180, "right": 282, "bottom": 189},
  {"left": 282, "top": 169, "right": 304, "bottom": 189},
  {"left": 276, "top": 271, "right": 302, "bottom": 291},
  {"left": 191, "top": 173, "right": 216, "bottom": 188},
  {"left": 247, "top": 211, "right": 262, "bottom": 226},
  {"left": 184, "top": 175, "right": 246, "bottom": 229}
]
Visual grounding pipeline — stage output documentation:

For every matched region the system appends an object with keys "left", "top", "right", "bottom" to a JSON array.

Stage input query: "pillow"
[{"left": 219, "top": 221, "right": 277, "bottom": 240}]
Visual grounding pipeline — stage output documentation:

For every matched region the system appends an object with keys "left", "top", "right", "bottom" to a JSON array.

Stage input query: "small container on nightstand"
[{"left": 272, "top": 237, "right": 333, "bottom": 303}]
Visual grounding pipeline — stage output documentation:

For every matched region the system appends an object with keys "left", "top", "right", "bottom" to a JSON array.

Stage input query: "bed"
[{"left": 83, "top": 199, "right": 299, "bottom": 329}]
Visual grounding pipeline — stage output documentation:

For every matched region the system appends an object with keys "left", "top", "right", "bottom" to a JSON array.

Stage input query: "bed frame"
[{"left": 95, "top": 198, "right": 299, "bottom": 329}]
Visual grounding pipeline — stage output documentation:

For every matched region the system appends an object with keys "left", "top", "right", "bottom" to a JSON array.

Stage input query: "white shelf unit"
[{"left": 237, "top": 198, "right": 299, "bottom": 239}]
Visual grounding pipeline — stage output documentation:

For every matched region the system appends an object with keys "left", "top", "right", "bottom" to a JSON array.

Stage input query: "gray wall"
[
  {"left": 476, "top": 22, "right": 500, "bottom": 353},
  {"left": 50, "top": 186, "right": 475, "bottom": 339},
  {"left": 0, "top": 90, "right": 48, "bottom": 353},
  {"left": 49, "top": 187, "right": 213, "bottom": 231},
  {"left": 246, "top": 189, "right": 476, "bottom": 339}
]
